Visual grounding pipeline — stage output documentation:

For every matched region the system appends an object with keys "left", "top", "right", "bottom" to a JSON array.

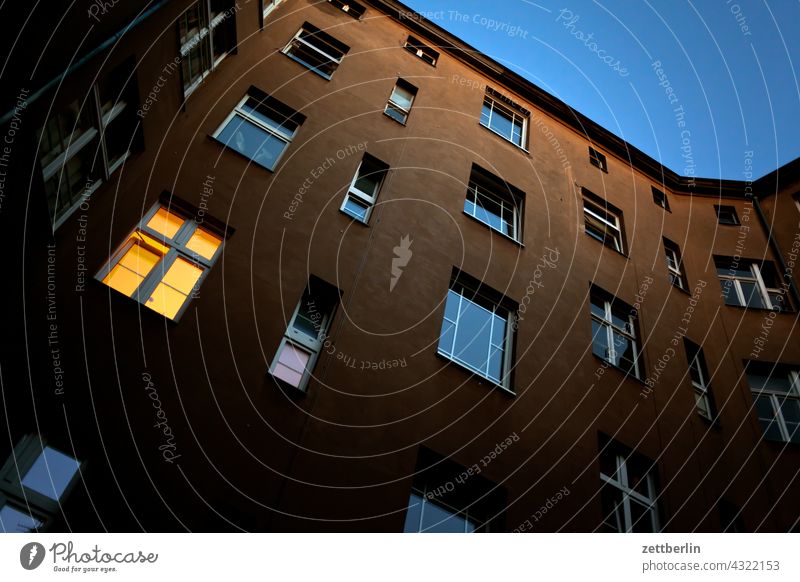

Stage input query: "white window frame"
[
  {"left": 686, "top": 344, "right": 713, "bottom": 419},
  {"left": 438, "top": 284, "right": 514, "bottom": 392},
  {"left": 583, "top": 197, "right": 624, "bottom": 253},
  {"left": 751, "top": 369, "right": 800, "bottom": 443},
  {"left": 600, "top": 451, "right": 660, "bottom": 533},
  {"left": 261, "top": 0, "right": 284, "bottom": 20},
  {"left": 212, "top": 95, "right": 299, "bottom": 171},
  {"left": 340, "top": 157, "right": 387, "bottom": 224},
  {"left": 591, "top": 293, "right": 641, "bottom": 379},
  {"left": 403, "top": 37, "right": 438, "bottom": 66},
  {"left": 405, "top": 486, "right": 479, "bottom": 533},
  {"left": 0, "top": 435, "right": 83, "bottom": 532},
  {"left": 664, "top": 241, "right": 687, "bottom": 291},
  {"left": 464, "top": 181, "right": 520, "bottom": 242},
  {"left": 180, "top": 0, "right": 235, "bottom": 97},
  {"left": 268, "top": 286, "right": 336, "bottom": 393},
  {"left": 95, "top": 203, "right": 223, "bottom": 322},
  {"left": 384, "top": 81, "right": 416, "bottom": 125},
  {"left": 41, "top": 82, "right": 133, "bottom": 230},
  {"left": 480, "top": 95, "right": 527, "bottom": 148},
  {"left": 717, "top": 260, "right": 785, "bottom": 311},
  {"left": 282, "top": 26, "right": 346, "bottom": 80}
]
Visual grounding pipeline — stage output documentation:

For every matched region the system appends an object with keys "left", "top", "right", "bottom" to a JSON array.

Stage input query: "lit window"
[
  {"left": 213, "top": 93, "right": 304, "bottom": 171},
  {"left": 179, "top": 0, "right": 237, "bottom": 97},
  {"left": 480, "top": 92, "right": 527, "bottom": 148},
  {"left": 403, "top": 36, "right": 439, "bottom": 66},
  {"left": 715, "top": 204, "right": 739, "bottom": 225},
  {"left": 663, "top": 238, "right": 688, "bottom": 290},
  {"left": 590, "top": 286, "right": 641, "bottom": 379},
  {"left": 269, "top": 278, "right": 339, "bottom": 392},
  {"left": 747, "top": 362, "right": 800, "bottom": 444},
  {"left": 582, "top": 191, "right": 625, "bottom": 253},
  {"left": 38, "top": 59, "right": 140, "bottom": 228},
  {"left": 588, "top": 147, "right": 607, "bottom": 172},
  {"left": 0, "top": 435, "right": 83, "bottom": 533},
  {"left": 714, "top": 257, "right": 790, "bottom": 312},
  {"left": 438, "top": 272, "right": 514, "bottom": 391},
  {"left": 97, "top": 203, "right": 224, "bottom": 321},
  {"left": 652, "top": 186, "right": 670, "bottom": 211},
  {"left": 599, "top": 440, "right": 660, "bottom": 532},
  {"left": 463, "top": 165, "right": 524, "bottom": 242},
  {"left": 282, "top": 23, "right": 349, "bottom": 79},
  {"left": 684, "top": 339, "right": 716, "bottom": 420},
  {"left": 384, "top": 80, "right": 417, "bottom": 125},
  {"left": 403, "top": 448, "right": 503, "bottom": 532},
  {"left": 340, "top": 154, "right": 388, "bottom": 223},
  {"left": 327, "top": 0, "right": 365, "bottom": 18}
]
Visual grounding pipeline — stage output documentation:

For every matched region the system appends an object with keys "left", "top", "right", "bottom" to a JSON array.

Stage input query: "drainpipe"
[{"left": 0, "top": 0, "right": 171, "bottom": 126}]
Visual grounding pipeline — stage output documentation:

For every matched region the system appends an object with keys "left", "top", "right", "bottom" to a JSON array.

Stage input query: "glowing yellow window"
[
  {"left": 186, "top": 228, "right": 222, "bottom": 261},
  {"left": 145, "top": 258, "right": 204, "bottom": 319},
  {"left": 102, "top": 239, "right": 162, "bottom": 296},
  {"left": 147, "top": 208, "right": 185, "bottom": 240}
]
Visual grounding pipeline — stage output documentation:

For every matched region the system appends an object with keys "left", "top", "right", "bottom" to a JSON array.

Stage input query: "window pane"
[
  {"left": 353, "top": 172, "right": 381, "bottom": 199},
  {"left": 273, "top": 342, "right": 311, "bottom": 387},
  {"left": 780, "top": 399, "right": 800, "bottom": 443},
  {"left": 630, "top": 498, "right": 656, "bottom": 533},
  {"left": 241, "top": 99, "right": 297, "bottom": 139},
  {"left": 186, "top": 228, "right": 222, "bottom": 261},
  {"left": 720, "top": 279, "right": 740, "bottom": 306},
  {"left": 342, "top": 196, "right": 369, "bottom": 221},
  {"left": 146, "top": 258, "right": 203, "bottom": 319},
  {"left": 384, "top": 103, "right": 408, "bottom": 124},
  {"left": 217, "top": 115, "right": 288, "bottom": 170},
  {"left": 420, "top": 500, "right": 471, "bottom": 533},
  {"left": 102, "top": 241, "right": 162, "bottom": 296},
  {"left": 160, "top": 258, "right": 203, "bottom": 295},
  {"left": 0, "top": 505, "right": 43, "bottom": 533},
  {"left": 613, "top": 331, "right": 637, "bottom": 376},
  {"left": 452, "top": 299, "right": 493, "bottom": 375},
  {"left": 147, "top": 208, "right": 185, "bottom": 240},
  {"left": 21, "top": 446, "right": 80, "bottom": 501},
  {"left": 600, "top": 482, "right": 625, "bottom": 532},
  {"left": 753, "top": 395, "right": 783, "bottom": 441},
  {"left": 286, "top": 38, "right": 338, "bottom": 77},
  {"left": 403, "top": 493, "right": 423, "bottom": 532},
  {"left": 390, "top": 86, "right": 414, "bottom": 110},
  {"left": 748, "top": 373, "right": 793, "bottom": 394},
  {"left": 489, "top": 109, "right": 514, "bottom": 141},
  {"left": 591, "top": 319, "right": 609, "bottom": 361},
  {"left": 740, "top": 281, "right": 767, "bottom": 309}
]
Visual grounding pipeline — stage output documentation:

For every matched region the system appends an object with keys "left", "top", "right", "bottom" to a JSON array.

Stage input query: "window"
[
  {"left": 403, "top": 448, "right": 504, "bottom": 532},
  {"left": 590, "top": 286, "right": 641, "bottom": 378},
  {"left": 663, "top": 238, "right": 688, "bottom": 291},
  {"left": 582, "top": 190, "right": 625, "bottom": 253},
  {"left": 326, "top": 0, "right": 365, "bottom": 18},
  {"left": 747, "top": 362, "right": 800, "bottom": 444},
  {"left": 403, "top": 36, "right": 439, "bottom": 66},
  {"left": 480, "top": 91, "right": 528, "bottom": 148},
  {"left": 652, "top": 186, "right": 670, "bottom": 211},
  {"left": 438, "top": 271, "right": 515, "bottom": 391},
  {"left": 179, "top": 0, "right": 237, "bottom": 97},
  {"left": 715, "top": 204, "right": 739, "bottom": 225},
  {"left": 0, "top": 435, "right": 82, "bottom": 532},
  {"left": 282, "top": 23, "right": 349, "bottom": 79},
  {"left": 384, "top": 79, "right": 417, "bottom": 125},
  {"left": 340, "top": 154, "right": 389, "bottom": 223},
  {"left": 38, "top": 59, "right": 141, "bottom": 228},
  {"left": 463, "top": 164, "right": 524, "bottom": 242},
  {"left": 96, "top": 202, "right": 224, "bottom": 321},
  {"left": 212, "top": 92, "right": 304, "bottom": 171},
  {"left": 715, "top": 257, "right": 790, "bottom": 312},
  {"left": 599, "top": 438, "right": 660, "bottom": 532},
  {"left": 268, "top": 278, "right": 339, "bottom": 392},
  {"left": 684, "top": 339, "right": 715, "bottom": 420},
  {"left": 261, "top": 0, "right": 284, "bottom": 19},
  {"left": 588, "top": 147, "right": 607, "bottom": 172}
]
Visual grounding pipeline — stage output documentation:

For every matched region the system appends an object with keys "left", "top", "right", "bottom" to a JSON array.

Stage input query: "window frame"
[
  {"left": 95, "top": 203, "right": 224, "bottom": 322},
  {"left": 179, "top": 0, "right": 236, "bottom": 98},
  {"left": 212, "top": 94, "right": 301, "bottom": 171},
  {"left": 599, "top": 446, "right": 660, "bottom": 533},
  {"left": 340, "top": 154, "right": 388, "bottom": 224},
  {"left": 384, "top": 79, "right": 417, "bottom": 125},
  {"left": 403, "top": 36, "right": 439, "bottom": 66},
  {"left": 684, "top": 340, "right": 715, "bottom": 420},
  {"left": 404, "top": 487, "right": 479, "bottom": 533},
  {"left": 268, "top": 281, "right": 338, "bottom": 393},
  {"left": 715, "top": 258, "right": 789, "bottom": 312},
  {"left": 282, "top": 24, "right": 348, "bottom": 80},
  {"left": 588, "top": 146, "right": 608, "bottom": 172},
  {"left": 582, "top": 192, "right": 625, "bottom": 254},
  {"left": 715, "top": 204, "right": 740, "bottom": 225},
  {"left": 480, "top": 94, "right": 527, "bottom": 149},
  {"left": 590, "top": 288, "right": 641, "bottom": 379},
  {"left": 663, "top": 238, "right": 688, "bottom": 291},
  {"left": 748, "top": 366, "right": 800, "bottom": 444},
  {"left": 652, "top": 186, "right": 670, "bottom": 211},
  {"left": 437, "top": 278, "right": 515, "bottom": 393},
  {"left": 0, "top": 435, "right": 83, "bottom": 532},
  {"left": 261, "top": 0, "right": 284, "bottom": 20},
  {"left": 326, "top": 0, "right": 365, "bottom": 18}
]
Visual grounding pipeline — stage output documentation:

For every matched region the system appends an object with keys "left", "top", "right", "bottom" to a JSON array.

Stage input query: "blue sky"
[{"left": 402, "top": 0, "right": 800, "bottom": 181}]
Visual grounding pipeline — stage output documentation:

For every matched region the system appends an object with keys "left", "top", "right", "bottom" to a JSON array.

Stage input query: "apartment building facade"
[{"left": 1, "top": 0, "right": 798, "bottom": 532}]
